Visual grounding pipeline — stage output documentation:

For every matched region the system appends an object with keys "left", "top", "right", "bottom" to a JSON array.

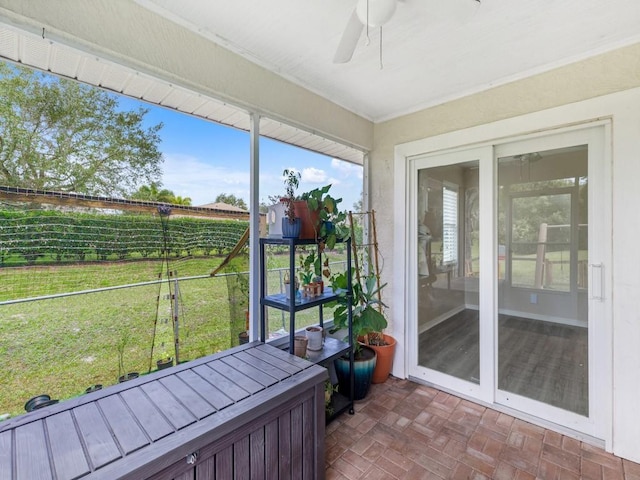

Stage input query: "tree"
[
  {"left": 352, "top": 193, "right": 363, "bottom": 213},
  {"left": 130, "top": 183, "right": 192, "bottom": 205},
  {"left": 215, "top": 193, "right": 247, "bottom": 210},
  {"left": 0, "top": 63, "right": 163, "bottom": 197},
  {"left": 173, "top": 196, "right": 192, "bottom": 206},
  {"left": 131, "top": 182, "right": 175, "bottom": 202}
]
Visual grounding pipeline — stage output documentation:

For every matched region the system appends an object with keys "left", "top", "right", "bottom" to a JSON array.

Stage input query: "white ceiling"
[{"left": 135, "top": 0, "right": 640, "bottom": 122}]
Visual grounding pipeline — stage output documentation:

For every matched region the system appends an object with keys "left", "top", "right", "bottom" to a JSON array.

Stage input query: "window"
[{"left": 442, "top": 183, "right": 458, "bottom": 265}]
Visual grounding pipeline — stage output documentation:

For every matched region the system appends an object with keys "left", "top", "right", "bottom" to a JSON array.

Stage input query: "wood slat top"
[
  {"left": 46, "top": 411, "right": 91, "bottom": 480},
  {"left": 0, "top": 342, "right": 325, "bottom": 480},
  {"left": 0, "top": 431, "right": 12, "bottom": 480}
]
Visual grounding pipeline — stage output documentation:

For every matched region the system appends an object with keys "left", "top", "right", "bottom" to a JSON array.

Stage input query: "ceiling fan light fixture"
[{"left": 356, "top": 0, "right": 397, "bottom": 28}]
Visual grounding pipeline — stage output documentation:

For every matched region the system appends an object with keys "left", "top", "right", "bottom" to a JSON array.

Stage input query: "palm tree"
[
  {"left": 131, "top": 182, "right": 175, "bottom": 203},
  {"left": 172, "top": 195, "right": 192, "bottom": 206}
]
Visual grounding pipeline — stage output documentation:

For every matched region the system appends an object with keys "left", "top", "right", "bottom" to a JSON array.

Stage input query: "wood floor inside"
[{"left": 418, "top": 306, "right": 588, "bottom": 416}]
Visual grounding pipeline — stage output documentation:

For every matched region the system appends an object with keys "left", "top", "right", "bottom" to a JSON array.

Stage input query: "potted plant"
[
  {"left": 353, "top": 264, "right": 397, "bottom": 384},
  {"left": 156, "top": 347, "right": 174, "bottom": 370},
  {"left": 281, "top": 169, "right": 301, "bottom": 238},
  {"left": 300, "top": 184, "right": 350, "bottom": 249},
  {"left": 330, "top": 270, "right": 387, "bottom": 400},
  {"left": 301, "top": 248, "right": 332, "bottom": 294},
  {"left": 299, "top": 249, "right": 323, "bottom": 297},
  {"left": 283, "top": 271, "right": 299, "bottom": 300},
  {"left": 361, "top": 320, "right": 397, "bottom": 384}
]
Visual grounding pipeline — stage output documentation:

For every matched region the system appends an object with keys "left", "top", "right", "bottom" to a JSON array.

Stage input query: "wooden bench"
[{"left": 0, "top": 342, "right": 327, "bottom": 479}]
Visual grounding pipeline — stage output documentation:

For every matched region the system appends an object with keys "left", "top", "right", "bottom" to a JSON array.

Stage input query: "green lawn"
[
  {"left": 0, "top": 248, "right": 348, "bottom": 417},
  {"left": 0, "top": 264, "right": 233, "bottom": 416}
]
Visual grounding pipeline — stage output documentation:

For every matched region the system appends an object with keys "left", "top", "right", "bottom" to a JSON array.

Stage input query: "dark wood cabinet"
[{"left": 0, "top": 343, "right": 327, "bottom": 479}]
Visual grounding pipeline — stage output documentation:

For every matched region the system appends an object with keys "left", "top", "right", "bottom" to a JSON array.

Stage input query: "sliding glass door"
[
  {"left": 410, "top": 147, "right": 491, "bottom": 399},
  {"left": 408, "top": 125, "right": 610, "bottom": 438}
]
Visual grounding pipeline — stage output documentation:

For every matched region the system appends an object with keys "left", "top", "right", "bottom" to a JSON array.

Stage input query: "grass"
[
  {"left": 0, "top": 268, "right": 233, "bottom": 416},
  {"left": 0, "top": 247, "right": 349, "bottom": 417}
]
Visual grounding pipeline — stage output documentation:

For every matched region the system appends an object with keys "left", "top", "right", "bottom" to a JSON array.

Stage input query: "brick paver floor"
[{"left": 325, "top": 377, "right": 640, "bottom": 479}]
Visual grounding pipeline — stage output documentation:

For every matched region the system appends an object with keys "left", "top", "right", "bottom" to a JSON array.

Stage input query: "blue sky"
[{"left": 119, "top": 97, "right": 363, "bottom": 210}]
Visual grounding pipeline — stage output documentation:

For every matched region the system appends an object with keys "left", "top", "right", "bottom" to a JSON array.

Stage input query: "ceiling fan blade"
[{"left": 333, "top": 9, "right": 364, "bottom": 64}]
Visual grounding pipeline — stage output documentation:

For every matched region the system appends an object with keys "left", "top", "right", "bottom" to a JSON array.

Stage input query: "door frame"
[{"left": 394, "top": 118, "right": 612, "bottom": 444}]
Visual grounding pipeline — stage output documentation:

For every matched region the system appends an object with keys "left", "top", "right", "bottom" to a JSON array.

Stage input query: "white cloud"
[
  {"left": 161, "top": 153, "right": 249, "bottom": 206},
  {"left": 331, "top": 158, "right": 363, "bottom": 180},
  {"left": 160, "top": 154, "right": 364, "bottom": 210},
  {"left": 301, "top": 167, "right": 327, "bottom": 183}
]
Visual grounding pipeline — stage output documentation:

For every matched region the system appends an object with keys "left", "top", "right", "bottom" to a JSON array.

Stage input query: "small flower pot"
[
  {"left": 85, "top": 384, "right": 103, "bottom": 394},
  {"left": 306, "top": 325, "right": 324, "bottom": 351},
  {"left": 281, "top": 217, "right": 301, "bottom": 238},
  {"left": 25, "top": 394, "right": 50, "bottom": 412},
  {"left": 118, "top": 372, "right": 139, "bottom": 383},
  {"left": 32, "top": 399, "right": 59, "bottom": 410},
  {"left": 156, "top": 357, "right": 174, "bottom": 370},
  {"left": 294, "top": 335, "right": 308, "bottom": 358}
]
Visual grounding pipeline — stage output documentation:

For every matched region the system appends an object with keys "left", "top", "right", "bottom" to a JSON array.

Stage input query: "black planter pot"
[
  {"left": 156, "top": 357, "right": 174, "bottom": 370},
  {"left": 334, "top": 345, "right": 377, "bottom": 401},
  {"left": 85, "top": 384, "right": 103, "bottom": 394},
  {"left": 238, "top": 331, "right": 249, "bottom": 345},
  {"left": 33, "top": 399, "right": 59, "bottom": 410},
  {"left": 118, "top": 372, "right": 139, "bottom": 383},
  {"left": 25, "top": 394, "right": 50, "bottom": 412},
  {"left": 281, "top": 217, "right": 301, "bottom": 238}
]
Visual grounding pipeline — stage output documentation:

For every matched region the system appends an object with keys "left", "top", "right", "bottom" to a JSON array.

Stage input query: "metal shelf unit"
[{"left": 259, "top": 236, "right": 354, "bottom": 420}]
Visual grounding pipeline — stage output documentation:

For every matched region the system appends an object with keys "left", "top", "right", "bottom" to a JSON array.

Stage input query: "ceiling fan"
[
  {"left": 333, "top": 0, "right": 481, "bottom": 65},
  {"left": 333, "top": 0, "right": 399, "bottom": 64}
]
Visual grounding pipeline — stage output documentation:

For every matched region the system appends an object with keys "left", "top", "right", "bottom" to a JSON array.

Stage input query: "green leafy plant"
[
  {"left": 282, "top": 169, "right": 301, "bottom": 224},
  {"left": 299, "top": 252, "right": 315, "bottom": 285},
  {"left": 325, "top": 380, "right": 337, "bottom": 416},
  {"left": 329, "top": 270, "right": 387, "bottom": 357},
  {"left": 299, "top": 249, "right": 322, "bottom": 284},
  {"left": 300, "top": 184, "right": 350, "bottom": 249}
]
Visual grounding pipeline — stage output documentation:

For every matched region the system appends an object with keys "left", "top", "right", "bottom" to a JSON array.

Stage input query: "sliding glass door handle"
[{"left": 589, "top": 263, "right": 604, "bottom": 301}]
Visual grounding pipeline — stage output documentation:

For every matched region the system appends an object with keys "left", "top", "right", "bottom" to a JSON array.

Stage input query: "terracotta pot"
[
  {"left": 363, "top": 334, "right": 397, "bottom": 384},
  {"left": 294, "top": 335, "right": 308, "bottom": 358},
  {"left": 293, "top": 200, "right": 320, "bottom": 239}
]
